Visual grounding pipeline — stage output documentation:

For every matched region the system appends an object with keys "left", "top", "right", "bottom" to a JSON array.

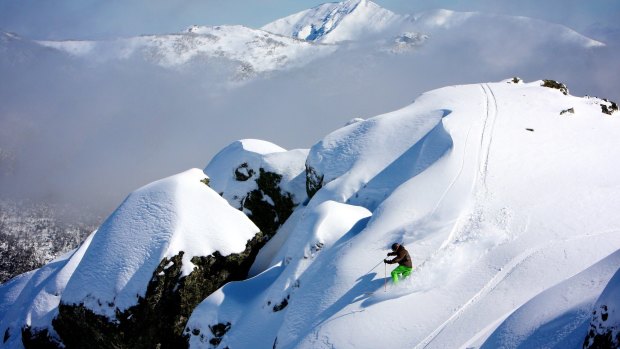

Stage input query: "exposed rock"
[
  {"left": 601, "top": 99, "right": 618, "bottom": 115},
  {"left": 508, "top": 77, "right": 523, "bottom": 84},
  {"left": 541, "top": 79, "right": 569, "bottom": 95},
  {"left": 234, "top": 162, "right": 255, "bottom": 181},
  {"left": 584, "top": 304, "right": 619, "bottom": 349},
  {"left": 305, "top": 165, "right": 324, "bottom": 199},
  {"left": 560, "top": 107, "right": 575, "bottom": 115},
  {"left": 242, "top": 168, "right": 296, "bottom": 236},
  {"left": 21, "top": 327, "right": 62, "bottom": 349}
]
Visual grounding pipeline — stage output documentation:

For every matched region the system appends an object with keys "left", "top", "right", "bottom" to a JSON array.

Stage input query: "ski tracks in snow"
[
  {"left": 478, "top": 83, "right": 499, "bottom": 192},
  {"left": 435, "top": 83, "right": 500, "bottom": 251}
]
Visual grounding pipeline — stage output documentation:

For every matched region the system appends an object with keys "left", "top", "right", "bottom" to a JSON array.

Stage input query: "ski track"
[
  {"left": 414, "top": 229, "right": 620, "bottom": 349},
  {"left": 478, "top": 83, "right": 498, "bottom": 191},
  {"left": 436, "top": 83, "right": 498, "bottom": 252}
]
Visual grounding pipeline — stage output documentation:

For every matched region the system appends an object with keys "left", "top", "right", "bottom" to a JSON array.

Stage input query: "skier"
[{"left": 384, "top": 243, "right": 413, "bottom": 283}]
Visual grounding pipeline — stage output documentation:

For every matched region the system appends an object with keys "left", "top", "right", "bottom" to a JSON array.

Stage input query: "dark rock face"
[
  {"left": 601, "top": 99, "right": 618, "bottom": 115},
  {"left": 542, "top": 79, "right": 569, "bottom": 95},
  {"left": 241, "top": 168, "right": 296, "bottom": 236},
  {"left": 26, "top": 232, "right": 268, "bottom": 349},
  {"left": 305, "top": 165, "right": 324, "bottom": 200},
  {"left": 21, "top": 327, "right": 62, "bottom": 349},
  {"left": 584, "top": 304, "right": 620, "bottom": 349},
  {"left": 234, "top": 163, "right": 255, "bottom": 181}
]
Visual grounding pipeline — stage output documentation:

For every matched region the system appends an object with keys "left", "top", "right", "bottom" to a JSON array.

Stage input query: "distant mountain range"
[{"left": 1, "top": 0, "right": 604, "bottom": 79}]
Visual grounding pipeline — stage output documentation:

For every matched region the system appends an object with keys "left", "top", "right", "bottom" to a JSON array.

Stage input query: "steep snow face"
[
  {"left": 186, "top": 80, "right": 620, "bottom": 349},
  {"left": 261, "top": 0, "right": 404, "bottom": 43},
  {"left": 36, "top": 25, "right": 336, "bottom": 74},
  {"left": 305, "top": 98, "right": 450, "bottom": 210},
  {"left": 60, "top": 169, "right": 259, "bottom": 318}
]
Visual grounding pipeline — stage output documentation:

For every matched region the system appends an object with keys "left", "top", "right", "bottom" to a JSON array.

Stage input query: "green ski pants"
[{"left": 391, "top": 265, "right": 413, "bottom": 283}]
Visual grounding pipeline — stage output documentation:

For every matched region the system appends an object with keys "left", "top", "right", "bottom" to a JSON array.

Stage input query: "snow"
[
  {"left": 185, "top": 80, "right": 620, "bottom": 348},
  {"left": 479, "top": 250, "right": 620, "bottom": 348},
  {"left": 60, "top": 168, "right": 259, "bottom": 318}
]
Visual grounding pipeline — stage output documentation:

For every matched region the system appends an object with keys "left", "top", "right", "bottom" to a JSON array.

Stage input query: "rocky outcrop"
[
  {"left": 305, "top": 165, "right": 324, "bottom": 199},
  {"left": 584, "top": 304, "right": 619, "bottom": 349},
  {"left": 241, "top": 168, "right": 296, "bottom": 236},
  {"left": 31, "top": 232, "right": 268, "bottom": 349},
  {"left": 542, "top": 79, "right": 569, "bottom": 95},
  {"left": 584, "top": 268, "right": 620, "bottom": 349}
]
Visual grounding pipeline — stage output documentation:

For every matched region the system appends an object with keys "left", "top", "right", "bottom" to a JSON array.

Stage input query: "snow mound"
[
  {"left": 60, "top": 168, "right": 259, "bottom": 318},
  {"left": 205, "top": 139, "right": 308, "bottom": 210}
]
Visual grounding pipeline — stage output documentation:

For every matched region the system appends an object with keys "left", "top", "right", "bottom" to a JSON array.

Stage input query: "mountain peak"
[{"left": 262, "top": 0, "right": 403, "bottom": 43}]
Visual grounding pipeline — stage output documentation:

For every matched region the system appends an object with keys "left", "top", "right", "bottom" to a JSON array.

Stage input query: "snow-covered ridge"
[
  {"left": 35, "top": 25, "right": 336, "bottom": 74},
  {"left": 261, "top": 0, "right": 404, "bottom": 43},
  {"left": 411, "top": 9, "right": 604, "bottom": 48}
]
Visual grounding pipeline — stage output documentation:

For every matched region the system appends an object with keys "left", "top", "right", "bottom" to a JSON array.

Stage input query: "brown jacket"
[{"left": 386, "top": 245, "right": 412, "bottom": 268}]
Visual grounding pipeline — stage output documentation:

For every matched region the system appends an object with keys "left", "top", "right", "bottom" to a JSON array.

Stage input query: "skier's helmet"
[{"left": 391, "top": 243, "right": 400, "bottom": 251}]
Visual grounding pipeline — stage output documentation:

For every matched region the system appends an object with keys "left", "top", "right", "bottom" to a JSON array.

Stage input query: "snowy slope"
[
  {"left": 479, "top": 250, "right": 620, "bottom": 348},
  {"left": 184, "top": 80, "right": 620, "bottom": 348}
]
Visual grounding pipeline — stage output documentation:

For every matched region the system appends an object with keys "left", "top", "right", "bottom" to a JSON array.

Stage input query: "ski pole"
[{"left": 384, "top": 262, "right": 387, "bottom": 292}]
